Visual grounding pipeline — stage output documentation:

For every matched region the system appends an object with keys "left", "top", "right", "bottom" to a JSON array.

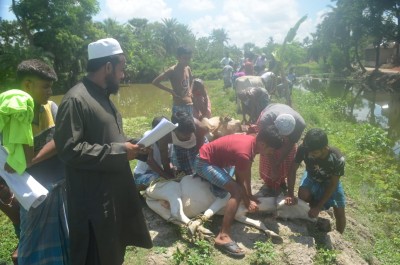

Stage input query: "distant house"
[{"left": 364, "top": 42, "right": 398, "bottom": 67}]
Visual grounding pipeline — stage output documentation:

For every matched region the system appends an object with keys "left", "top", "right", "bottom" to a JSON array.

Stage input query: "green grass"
[
  {"left": 248, "top": 240, "right": 276, "bottom": 265},
  {"left": 0, "top": 212, "right": 18, "bottom": 264}
]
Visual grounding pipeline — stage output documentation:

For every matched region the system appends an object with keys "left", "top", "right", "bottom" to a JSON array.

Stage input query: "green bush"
[
  {"left": 314, "top": 248, "right": 337, "bottom": 265},
  {"left": 193, "top": 68, "right": 221, "bottom": 80},
  {"left": 355, "top": 123, "right": 391, "bottom": 153},
  {"left": 172, "top": 240, "right": 214, "bottom": 265},
  {"left": 249, "top": 240, "right": 276, "bottom": 265}
]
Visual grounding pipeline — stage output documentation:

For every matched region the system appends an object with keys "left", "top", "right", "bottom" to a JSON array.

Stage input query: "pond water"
[
  {"left": 51, "top": 83, "right": 172, "bottom": 119},
  {"left": 51, "top": 79, "right": 400, "bottom": 155},
  {"left": 298, "top": 76, "right": 400, "bottom": 155}
]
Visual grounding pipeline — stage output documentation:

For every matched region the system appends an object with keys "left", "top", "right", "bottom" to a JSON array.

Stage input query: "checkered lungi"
[
  {"left": 171, "top": 145, "right": 198, "bottom": 175},
  {"left": 194, "top": 156, "right": 234, "bottom": 198},
  {"left": 172, "top": 104, "right": 193, "bottom": 117},
  {"left": 259, "top": 139, "right": 297, "bottom": 191}
]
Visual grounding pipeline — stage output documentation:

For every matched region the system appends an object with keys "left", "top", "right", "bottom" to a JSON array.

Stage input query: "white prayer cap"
[
  {"left": 88, "top": 38, "right": 123, "bottom": 60},
  {"left": 274, "top": 114, "right": 296, "bottom": 136}
]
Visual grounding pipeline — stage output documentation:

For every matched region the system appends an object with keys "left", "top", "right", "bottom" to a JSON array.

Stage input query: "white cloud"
[
  {"left": 93, "top": 0, "right": 330, "bottom": 47},
  {"left": 315, "top": 8, "right": 329, "bottom": 25},
  {"left": 190, "top": 0, "right": 305, "bottom": 47},
  {"left": 98, "top": 0, "right": 172, "bottom": 22},
  {"left": 178, "top": 0, "right": 214, "bottom": 12}
]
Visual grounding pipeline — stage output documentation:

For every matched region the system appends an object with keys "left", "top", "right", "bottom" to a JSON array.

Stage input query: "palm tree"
[
  {"left": 160, "top": 18, "right": 180, "bottom": 55},
  {"left": 210, "top": 28, "right": 230, "bottom": 56}
]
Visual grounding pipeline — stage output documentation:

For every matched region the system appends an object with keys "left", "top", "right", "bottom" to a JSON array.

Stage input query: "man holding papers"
[{"left": 54, "top": 38, "right": 152, "bottom": 265}]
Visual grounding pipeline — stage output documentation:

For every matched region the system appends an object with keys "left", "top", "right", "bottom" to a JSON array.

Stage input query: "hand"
[
  {"left": 161, "top": 172, "right": 175, "bottom": 180},
  {"left": 125, "top": 142, "right": 146, "bottom": 161},
  {"left": 249, "top": 194, "right": 260, "bottom": 204},
  {"left": 171, "top": 91, "right": 181, "bottom": 99},
  {"left": 285, "top": 196, "right": 298, "bottom": 205},
  {"left": 247, "top": 200, "right": 259, "bottom": 213},
  {"left": 138, "top": 146, "right": 150, "bottom": 155},
  {"left": 308, "top": 207, "right": 321, "bottom": 218},
  {"left": 4, "top": 163, "right": 16, "bottom": 173}
]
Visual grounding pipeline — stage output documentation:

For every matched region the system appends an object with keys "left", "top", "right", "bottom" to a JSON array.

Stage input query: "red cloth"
[
  {"left": 259, "top": 140, "right": 297, "bottom": 190},
  {"left": 244, "top": 61, "right": 254, "bottom": 75},
  {"left": 199, "top": 134, "right": 256, "bottom": 171}
]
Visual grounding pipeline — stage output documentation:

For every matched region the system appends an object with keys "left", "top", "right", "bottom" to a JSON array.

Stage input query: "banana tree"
[{"left": 272, "top": 15, "right": 307, "bottom": 106}]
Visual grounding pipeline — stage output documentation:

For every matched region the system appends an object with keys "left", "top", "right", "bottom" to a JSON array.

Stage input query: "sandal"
[{"left": 214, "top": 241, "right": 245, "bottom": 258}]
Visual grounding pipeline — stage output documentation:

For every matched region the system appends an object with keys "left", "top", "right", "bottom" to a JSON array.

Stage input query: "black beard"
[{"left": 105, "top": 73, "right": 120, "bottom": 95}]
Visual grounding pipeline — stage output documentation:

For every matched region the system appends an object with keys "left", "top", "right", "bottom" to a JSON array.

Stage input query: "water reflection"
[
  {"left": 51, "top": 83, "right": 172, "bottom": 119},
  {"left": 299, "top": 76, "right": 400, "bottom": 155}
]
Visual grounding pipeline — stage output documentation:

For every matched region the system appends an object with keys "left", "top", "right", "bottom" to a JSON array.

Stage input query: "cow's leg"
[
  {"left": 234, "top": 214, "right": 283, "bottom": 244},
  {"left": 204, "top": 193, "right": 231, "bottom": 219},
  {"left": 146, "top": 180, "right": 191, "bottom": 224},
  {"left": 170, "top": 197, "right": 191, "bottom": 224},
  {"left": 187, "top": 194, "right": 230, "bottom": 236}
]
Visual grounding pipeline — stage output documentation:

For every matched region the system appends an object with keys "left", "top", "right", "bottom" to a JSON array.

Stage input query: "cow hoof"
[
  {"left": 266, "top": 231, "right": 283, "bottom": 244},
  {"left": 187, "top": 219, "right": 202, "bottom": 237},
  {"left": 197, "top": 225, "right": 214, "bottom": 237}
]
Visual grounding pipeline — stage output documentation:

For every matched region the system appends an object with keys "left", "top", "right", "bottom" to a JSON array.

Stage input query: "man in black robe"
[{"left": 54, "top": 38, "right": 152, "bottom": 265}]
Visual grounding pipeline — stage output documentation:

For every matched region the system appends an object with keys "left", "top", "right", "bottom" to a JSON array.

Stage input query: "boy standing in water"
[
  {"left": 285, "top": 128, "right": 346, "bottom": 233},
  {"left": 152, "top": 46, "right": 194, "bottom": 117}
]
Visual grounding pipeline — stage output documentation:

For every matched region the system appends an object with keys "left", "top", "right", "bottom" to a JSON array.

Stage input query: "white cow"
[
  {"left": 145, "top": 174, "right": 315, "bottom": 243},
  {"left": 234, "top": 76, "right": 264, "bottom": 97}
]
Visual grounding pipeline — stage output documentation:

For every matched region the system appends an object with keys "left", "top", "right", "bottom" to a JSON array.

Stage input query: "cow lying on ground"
[
  {"left": 199, "top": 116, "right": 243, "bottom": 141},
  {"left": 145, "top": 174, "right": 316, "bottom": 243}
]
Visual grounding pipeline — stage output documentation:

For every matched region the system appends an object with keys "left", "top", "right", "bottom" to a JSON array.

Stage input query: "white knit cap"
[
  {"left": 88, "top": 38, "right": 123, "bottom": 60},
  {"left": 274, "top": 114, "right": 296, "bottom": 136}
]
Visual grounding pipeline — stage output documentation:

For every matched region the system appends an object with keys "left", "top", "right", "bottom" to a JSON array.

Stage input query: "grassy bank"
[
  {"left": 0, "top": 80, "right": 398, "bottom": 264},
  {"left": 291, "top": 90, "right": 400, "bottom": 264}
]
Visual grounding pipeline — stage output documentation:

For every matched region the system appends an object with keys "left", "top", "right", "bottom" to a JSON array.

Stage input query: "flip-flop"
[{"left": 214, "top": 241, "right": 245, "bottom": 258}]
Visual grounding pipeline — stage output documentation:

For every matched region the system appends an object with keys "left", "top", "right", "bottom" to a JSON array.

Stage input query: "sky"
[{"left": 0, "top": 0, "right": 335, "bottom": 47}]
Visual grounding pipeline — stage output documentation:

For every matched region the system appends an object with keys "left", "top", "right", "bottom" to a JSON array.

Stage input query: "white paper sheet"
[
  {"left": 0, "top": 146, "right": 48, "bottom": 210},
  {"left": 137, "top": 118, "right": 178, "bottom": 147}
]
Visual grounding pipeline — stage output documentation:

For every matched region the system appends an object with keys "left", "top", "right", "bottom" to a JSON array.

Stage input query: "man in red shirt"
[{"left": 194, "top": 126, "right": 283, "bottom": 257}]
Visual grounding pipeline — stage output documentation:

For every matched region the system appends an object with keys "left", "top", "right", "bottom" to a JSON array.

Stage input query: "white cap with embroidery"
[
  {"left": 88, "top": 38, "right": 123, "bottom": 60},
  {"left": 274, "top": 114, "right": 296, "bottom": 136}
]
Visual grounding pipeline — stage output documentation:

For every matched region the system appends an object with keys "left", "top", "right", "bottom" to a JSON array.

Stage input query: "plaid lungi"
[
  {"left": 194, "top": 156, "right": 234, "bottom": 198},
  {"left": 18, "top": 182, "right": 69, "bottom": 265},
  {"left": 259, "top": 140, "right": 297, "bottom": 191},
  {"left": 172, "top": 105, "right": 193, "bottom": 117},
  {"left": 171, "top": 145, "right": 198, "bottom": 175}
]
